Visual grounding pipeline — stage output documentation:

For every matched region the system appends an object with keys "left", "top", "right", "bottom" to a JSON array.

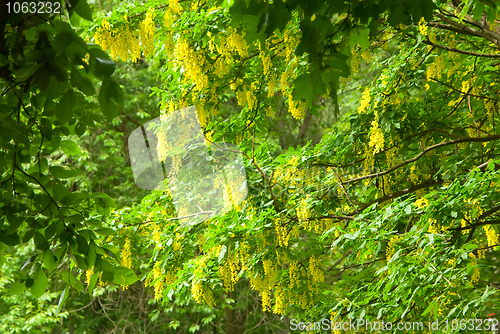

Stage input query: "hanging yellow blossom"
[
  {"left": 140, "top": 10, "right": 155, "bottom": 58},
  {"left": 358, "top": 88, "right": 371, "bottom": 113},
  {"left": 418, "top": 17, "right": 428, "bottom": 35},
  {"left": 415, "top": 197, "right": 429, "bottom": 209},
  {"left": 288, "top": 92, "right": 307, "bottom": 119},
  {"left": 121, "top": 238, "right": 132, "bottom": 269},
  {"left": 308, "top": 255, "right": 324, "bottom": 285},
  {"left": 273, "top": 285, "right": 286, "bottom": 315},
  {"left": 368, "top": 113, "right": 384, "bottom": 154},
  {"left": 86, "top": 266, "right": 94, "bottom": 284},
  {"left": 484, "top": 225, "right": 499, "bottom": 248}
]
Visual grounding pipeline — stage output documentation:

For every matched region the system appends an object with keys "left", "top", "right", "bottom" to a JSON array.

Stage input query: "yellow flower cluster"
[
  {"left": 263, "top": 259, "right": 277, "bottom": 287},
  {"left": 98, "top": 272, "right": 106, "bottom": 287},
  {"left": 361, "top": 49, "right": 371, "bottom": 63},
  {"left": 167, "top": 155, "right": 182, "bottom": 184},
  {"left": 174, "top": 39, "right": 208, "bottom": 91},
  {"left": 418, "top": 17, "right": 428, "bottom": 35},
  {"left": 331, "top": 312, "right": 342, "bottom": 334},
  {"left": 221, "top": 28, "right": 249, "bottom": 58},
  {"left": 485, "top": 100, "right": 496, "bottom": 119},
  {"left": 195, "top": 100, "right": 209, "bottom": 128},
  {"left": 484, "top": 225, "right": 499, "bottom": 248},
  {"left": 308, "top": 255, "right": 324, "bottom": 287},
  {"left": 280, "top": 58, "right": 298, "bottom": 95},
  {"left": 368, "top": 112, "right": 384, "bottom": 154},
  {"left": 213, "top": 57, "right": 227, "bottom": 78},
  {"left": 289, "top": 260, "right": 301, "bottom": 288},
  {"left": 288, "top": 92, "right": 307, "bottom": 119},
  {"left": 153, "top": 264, "right": 164, "bottom": 299},
  {"left": 358, "top": 88, "right": 371, "bottom": 113},
  {"left": 86, "top": 266, "right": 94, "bottom": 284},
  {"left": 191, "top": 281, "right": 215, "bottom": 306},
  {"left": 261, "top": 290, "right": 272, "bottom": 312},
  {"left": 156, "top": 127, "right": 170, "bottom": 163},
  {"left": 94, "top": 18, "right": 141, "bottom": 62},
  {"left": 415, "top": 197, "right": 429, "bottom": 209},
  {"left": 428, "top": 218, "right": 440, "bottom": 234},
  {"left": 409, "top": 164, "right": 419, "bottom": 184},
  {"left": 260, "top": 46, "right": 273, "bottom": 76},
  {"left": 283, "top": 29, "right": 299, "bottom": 62},
  {"left": 386, "top": 235, "right": 402, "bottom": 261},
  {"left": 426, "top": 55, "right": 444, "bottom": 80},
  {"left": 296, "top": 196, "right": 312, "bottom": 224},
  {"left": 121, "top": 238, "right": 132, "bottom": 269},
  {"left": 273, "top": 284, "right": 287, "bottom": 315},
  {"left": 267, "top": 73, "right": 277, "bottom": 98},
  {"left": 275, "top": 219, "right": 291, "bottom": 247},
  {"left": 172, "top": 233, "right": 183, "bottom": 253},
  {"left": 139, "top": 10, "right": 155, "bottom": 58},
  {"left": 220, "top": 258, "right": 239, "bottom": 292}
]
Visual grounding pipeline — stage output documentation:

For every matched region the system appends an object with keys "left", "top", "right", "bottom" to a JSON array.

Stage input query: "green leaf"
[
  {"left": 74, "top": 0, "right": 93, "bottom": 21},
  {"left": 112, "top": 267, "right": 139, "bottom": 285},
  {"left": 350, "top": 26, "right": 370, "bottom": 50},
  {"left": 292, "top": 70, "right": 325, "bottom": 108},
  {"left": 9, "top": 281, "right": 26, "bottom": 295},
  {"left": 98, "top": 77, "right": 122, "bottom": 120},
  {"left": 52, "top": 31, "right": 79, "bottom": 52},
  {"left": 16, "top": 63, "right": 42, "bottom": 80},
  {"left": 60, "top": 140, "right": 82, "bottom": 156},
  {"left": 70, "top": 69, "right": 95, "bottom": 96},
  {"left": 218, "top": 245, "right": 227, "bottom": 263},
  {"left": 50, "top": 165, "right": 83, "bottom": 179},
  {"left": 487, "top": 160, "right": 495, "bottom": 171},
  {"left": 0, "top": 54, "right": 8, "bottom": 67},
  {"left": 73, "top": 254, "right": 88, "bottom": 270},
  {"left": 88, "top": 271, "right": 98, "bottom": 295},
  {"left": 94, "top": 228, "right": 116, "bottom": 236},
  {"left": 43, "top": 250, "right": 56, "bottom": 272},
  {"left": 31, "top": 270, "right": 48, "bottom": 298},
  {"left": 34, "top": 231, "right": 49, "bottom": 251},
  {"left": 61, "top": 192, "right": 88, "bottom": 206},
  {"left": 88, "top": 242, "right": 96, "bottom": 267},
  {"left": 0, "top": 232, "right": 21, "bottom": 246},
  {"left": 7, "top": 215, "right": 24, "bottom": 234},
  {"left": 75, "top": 121, "right": 87, "bottom": 137},
  {"left": 93, "top": 57, "right": 116, "bottom": 78},
  {"left": 92, "top": 192, "right": 115, "bottom": 215},
  {"left": 55, "top": 90, "right": 75, "bottom": 124},
  {"left": 57, "top": 287, "right": 67, "bottom": 315},
  {"left": 77, "top": 235, "right": 89, "bottom": 255}
]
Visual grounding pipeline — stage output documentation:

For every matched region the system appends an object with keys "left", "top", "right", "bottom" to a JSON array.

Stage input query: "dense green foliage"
[{"left": 1, "top": 0, "right": 500, "bottom": 333}]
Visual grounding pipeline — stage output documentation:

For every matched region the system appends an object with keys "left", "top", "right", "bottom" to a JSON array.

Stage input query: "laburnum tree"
[{"left": 1, "top": 0, "right": 500, "bottom": 333}]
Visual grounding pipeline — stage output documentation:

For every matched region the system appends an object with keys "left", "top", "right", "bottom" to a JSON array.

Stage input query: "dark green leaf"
[
  {"left": 50, "top": 165, "right": 83, "bottom": 179},
  {"left": 34, "top": 231, "right": 49, "bottom": 251},
  {"left": 0, "top": 232, "right": 21, "bottom": 246},
  {"left": 76, "top": 235, "right": 89, "bottom": 255},
  {"left": 70, "top": 69, "right": 95, "bottom": 96}
]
